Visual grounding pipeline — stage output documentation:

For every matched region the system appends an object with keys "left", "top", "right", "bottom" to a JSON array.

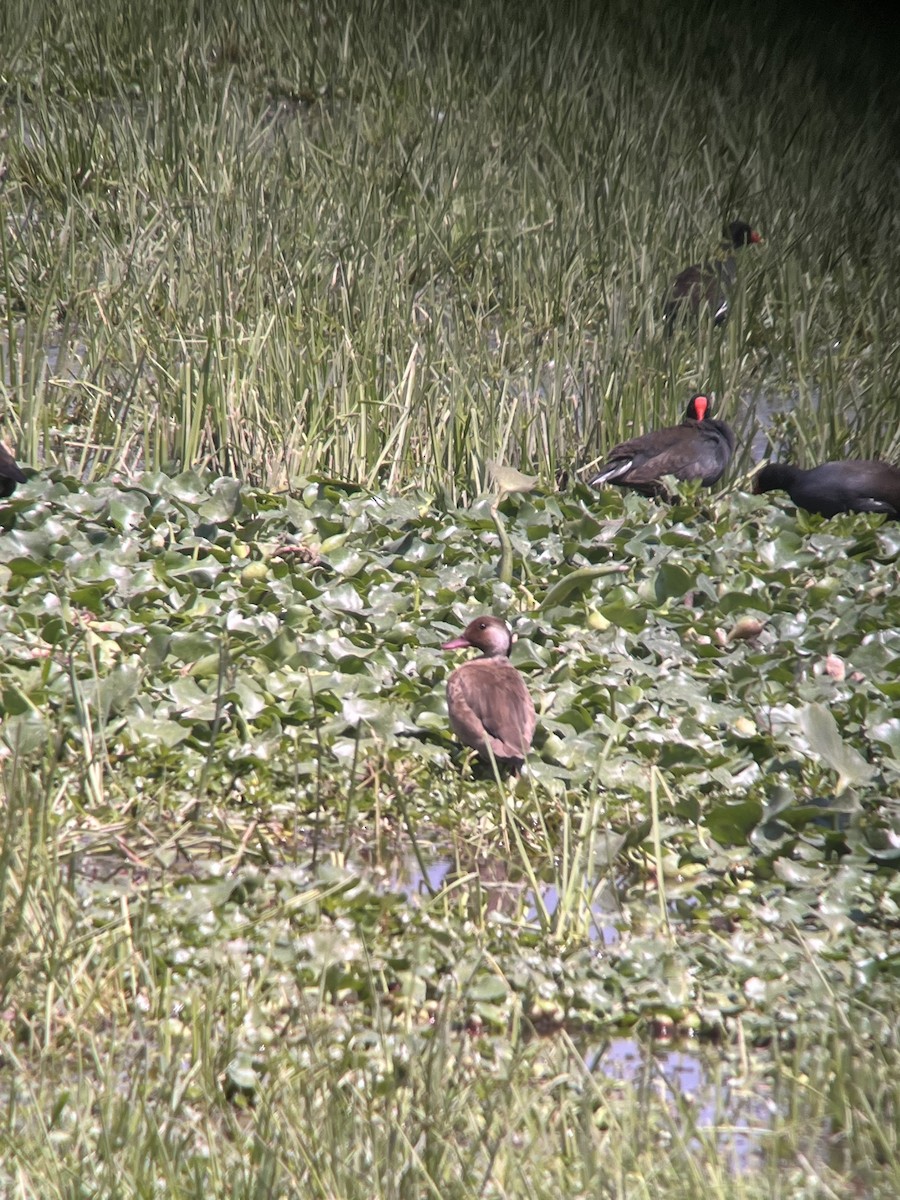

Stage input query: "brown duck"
[
  {"left": 590, "top": 393, "right": 735, "bottom": 496},
  {"left": 441, "top": 616, "right": 536, "bottom": 769},
  {"left": 664, "top": 220, "right": 762, "bottom": 329},
  {"left": 755, "top": 460, "right": 900, "bottom": 518},
  {"left": 0, "top": 442, "right": 27, "bottom": 498}
]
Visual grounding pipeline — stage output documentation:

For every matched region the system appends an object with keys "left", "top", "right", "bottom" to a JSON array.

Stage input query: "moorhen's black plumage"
[
  {"left": 754, "top": 460, "right": 900, "bottom": 518},
  {"left": 441, "top": 616, "right": 536, "bottom": 770},
  {"left": 664, "top": 220, "right": 762, "bottom": 329},
  {"left": 0, "top": 443, "right": 27, "bottom": 498},
  {"left": 590, "top": 393, "right": 735, "bottom": 497}
]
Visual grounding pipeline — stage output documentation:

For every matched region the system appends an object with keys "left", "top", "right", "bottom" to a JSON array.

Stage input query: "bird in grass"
[
  {"left": 590, "top": 393, "right": 735, "bottom": 497},
  {"left": 441, "top": 616, "right": 536, "bottom": 771},
  {"left": 664, "top": 220, "right": 763, "bottom": 330},
  {"left": 754, "top": 460, "right": 900, "bottom": 518}
]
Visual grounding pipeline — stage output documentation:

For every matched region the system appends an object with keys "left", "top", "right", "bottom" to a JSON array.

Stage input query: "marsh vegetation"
[{"left": 1, "top": 0, "right": 899, "bottom": 1196}]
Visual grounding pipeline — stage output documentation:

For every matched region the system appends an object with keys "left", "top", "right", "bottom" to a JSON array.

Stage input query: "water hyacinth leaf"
[
  {"left": 188, "top": 653, "right": 226, "bottom": 679},
  {"left": 125, "top": 716, "right": 192, "bottom": 747},
  {"left": 163, "top": 471, "right": 209, "bottom": 504},
  {"left": 761, "top": 785, "right": 797, "bottom": 823},
  {"left": 0, "top": 713, "right": 51, "bottom": 753},
  {"left": 488, "top": 462, "right": 539, "bottom": 495},
  {"left": 774, "top": 859, "right": 825, "bottom": 887},
  {"left": 107, "top": 492, "right": 152, "bottom": 530},
  {"left": 392, "top": 539, "right": 445, "bottom": 567},
  {"left": 775, "top": 796, "right": 858, "bottom": 836},
  {"left": 341, "top": 694, "right": 392, "bottom": 730},
  {"left": 705, "top": 798, "right": 763, "bottom": 846},
  {"left": 315, "top": 584, "right": 366, "bottom": 613},
  {"left": 0, "top": 683, "right": 38, "bottom": 717},
  {"left": 3, "top": 556, "right": 49, "bottom": 579},
  {"left": 758, "top": 531, "right": 812, "bottom": 570},
  {"left": 716, "top": 592, "right": 768, "bottom": 619},
  {"left": 169, "top": 631, "right": 223, "bottom": 662},
  {"left": 599, "top": 601, "right": 648, "bottom": 634},
  {"left": 869, "top": 718, "right": 900, "bottom": 761},
  {"left": 467, "top": 974, "right": 509, "bottom": 1003},
  {"left": 70, "top": 582, "right": 116, "bottom": 609},
  {"left": 653, "top": 563, "right": 693, "bottom": 603},
  {"left": 199, "top": 478, "right": 242, "bottom": 522},
  {"left": 167, "top": 678, "right": 223, "bottom": 721},
  {"left": 323, "top": 546, "right": 367, "bottom": 576},
  {"left": 799, "top": 703, "right": 875, "bottom": 790},
  {"left": 96, "top": 664, "right": 143, "bottom": 718}
]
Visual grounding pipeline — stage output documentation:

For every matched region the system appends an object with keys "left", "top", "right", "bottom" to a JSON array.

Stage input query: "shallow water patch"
[{"left": 588, "top": 1035, "right": 776, "bottom": 1172}]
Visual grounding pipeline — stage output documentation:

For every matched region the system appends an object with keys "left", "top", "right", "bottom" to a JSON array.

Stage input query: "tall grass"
[
  {"left": 2, "top": 8, "right": 899, "bottom": 1195},
  {"left": 3, "top": 703, "right": 899, "bottom": 1197},
  {"left": 2, "top": 769, "right": 899, "bottom": 1198},
  {"left": 0, "top": 0, "right": 897, "bottom": 498}
]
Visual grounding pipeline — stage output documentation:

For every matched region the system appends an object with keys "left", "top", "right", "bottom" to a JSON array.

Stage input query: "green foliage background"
[
  {"left": 1, "top": 0, "right": 898, "bottom": 493},
  {"left": 1, "top": 0, "right": 900, "bottom": 1197}
]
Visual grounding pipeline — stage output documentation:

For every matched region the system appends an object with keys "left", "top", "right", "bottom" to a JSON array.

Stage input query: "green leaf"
[
  {"left": 488, "top": 461, "right": 539, "bottom": 495},
  {"left": 467, "top": 975, "right": 509, "bottom": 1003},
  {"left": 799, "top": 703, "right": 875, "bottom": 790},
  {"left": 654, "top": 563, "right": 693, "bottom": 603},
  {"left": 705, "top": 798, "right": 763, "bottom": 846},
  {"left": 199, "top": 478, "right": 242, "bottom": 522}
]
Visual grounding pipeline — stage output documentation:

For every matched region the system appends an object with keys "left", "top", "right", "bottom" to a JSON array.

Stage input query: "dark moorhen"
[
  {"left": 0, "top": 443, "right": 27, "bottom": 498},
  {"left": 664, "top": 220, "right": 763, "bottom": 329},
  {"left": 441, "top": 616, "right": 536, "bottom": 770},
  {"left": 754, "top": 460, "right": 900, "bottom": 518},
  {"left": 590, "top": 393, "right": 735, "bottom": 497}
]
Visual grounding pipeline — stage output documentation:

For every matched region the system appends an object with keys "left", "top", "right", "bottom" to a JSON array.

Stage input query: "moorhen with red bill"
[
  {"left": 664, "top": 220, "right": 763, "bottom": 329},
  {"left": 590, "top": 393, "right": 735, "bottom": 497},
  {"left": 754, "top": 460, "right": 900, "bottom": 518},
  {"left": 441, "top": 616, "right": 536, "bottom": 770},
  {"left": 0, "top": 443, "right": 27, "bottom": 498}
]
